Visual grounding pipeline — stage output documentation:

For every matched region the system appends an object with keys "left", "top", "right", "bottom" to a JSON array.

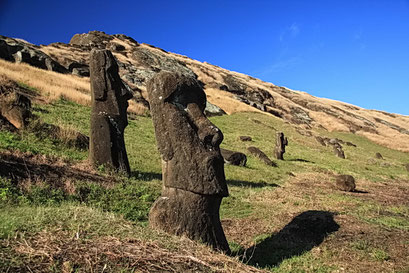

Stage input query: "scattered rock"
[
  {"left": 274, "top": 132, "right": 288, "bottom": 160},
  {"left": 89, "top": 49, "right": 132, "bottom": 175},
  {"left": 247, "top": 146, "right": 277, "bottom": 167},
  {"left": 239, "top": 136, "right": 252, "bottom": 142},
  {"left": 345, "top": 141, "right": 357, "bottom": 147},
  {"left": 335, "top": 175, "right": 356, "bottom": 192},
  {"left": 315, "top": 136, "right": 326, "bottom": 146},
  {"left": 147, "top": 71, "right": 230, "bottom": 253},
  {"left": 220, "top": 148, "right": 247, "bottom": 166},
  {"left": 375, "top": 152, "right": 383, "bottom": 159}
]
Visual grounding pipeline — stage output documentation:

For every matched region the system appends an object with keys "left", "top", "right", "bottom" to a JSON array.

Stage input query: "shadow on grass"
[
  {"left": 239, "top": 210, "right": 339, "bottom": 267},
  {"left": 287, "top": 158, "right": 315, "bottom": 163},
  {"left": 130, "top": 171, "right": 162, "bottom": 181},
  {"left": 227, "top": 180, "right": 279, "bottom": 188}
]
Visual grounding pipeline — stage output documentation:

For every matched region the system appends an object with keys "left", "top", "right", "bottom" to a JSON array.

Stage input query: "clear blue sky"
[{"left": 1, "top": 0, "right": 409, "bottom": 115}]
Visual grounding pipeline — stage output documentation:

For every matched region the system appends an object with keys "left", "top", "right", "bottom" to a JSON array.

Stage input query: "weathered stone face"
[
  {"left": 89, "top": 49, "right": 132, "bottom": 175},
  {"left": 147, "top": 71, "right": 229, "bottom": 253},
  {"left": 148, "top": 71, "right": 227, "bottom": 196}
]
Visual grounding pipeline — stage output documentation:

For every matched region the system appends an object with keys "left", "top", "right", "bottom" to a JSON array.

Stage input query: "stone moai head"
[
  {"left": 90, "top": 49, "right": 133, "bottom": 127},
  {"left": 89, "top": 49, "right": 132, "bottom": 174},
  {"left": 147, "top": 71, "right": 228, "bottom": 196}
]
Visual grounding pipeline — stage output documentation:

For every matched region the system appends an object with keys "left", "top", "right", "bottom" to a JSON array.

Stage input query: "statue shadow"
[
  {"left": 287, "top": 158, "right": 314, "bottom": 164},
  {"left": 240, "top": 210, "right": 339, "bottom": 267},
  {"left": 227, "top": 179, "right": 279, "bottom": 188},
  {"left": 130, "top": 171, "right": 162, "bottom": 181}
]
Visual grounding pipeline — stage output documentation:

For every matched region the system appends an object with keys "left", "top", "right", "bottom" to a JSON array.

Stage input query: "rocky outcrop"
[
  {"left": 147, "top": 71, "right": 230, "bottom": 253},
  {"left": 89, "top": 49, "right": 132, "bottom": 175},
  {"left": 204, "top": 101, "right": 226, "bottom": 117},
  {"left": 0, "top": 36, "right": 68, "bottom": 73}
]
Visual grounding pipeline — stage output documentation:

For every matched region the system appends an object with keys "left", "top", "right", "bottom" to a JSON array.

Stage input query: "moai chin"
[
  {"left": 147, "top": 71, "right": 230, "bottom": 253},
  {"left": 89, "top": 49, "right": 132, "bottom": 175},
  {"left": 274, "top": 132, "right": 288, "bottom": 160}
]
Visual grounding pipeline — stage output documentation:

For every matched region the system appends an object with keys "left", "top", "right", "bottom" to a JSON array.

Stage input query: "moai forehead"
[
  {"left": 147, "top": 71, "right": 206, "bottom": 112},
  {"left": 90, "top": 49, "right": 133, "bottom": 105}
]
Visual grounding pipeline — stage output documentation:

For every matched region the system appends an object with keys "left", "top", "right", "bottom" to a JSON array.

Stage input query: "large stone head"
[
  {"left": 147, "top": 71, "right": 228, "bottom": 196},
  {"left": 89, "top": 49, "right": 133, "bottom": 125}
]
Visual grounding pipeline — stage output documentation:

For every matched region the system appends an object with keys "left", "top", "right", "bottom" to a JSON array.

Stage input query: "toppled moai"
[
  {"left": 375, "top": 152, "right": 383, "bottom": 159},
  {"left": 274, "top": 132, "right": 288, "bottom": 160},
  {"left": 147, "top": 71, "right": 230, "bottom": 253},
  {"left": 247, "top": 146, "right": 277, "bottom": 167},
  {"left": 335, "top": 175, "right": 356, "bottom": 192},
  {"left": 89, "top": 49, "right": 132, "bottom": 175},
  {"left": 220, "top": 148, "right": 247, "bottom": 166}
]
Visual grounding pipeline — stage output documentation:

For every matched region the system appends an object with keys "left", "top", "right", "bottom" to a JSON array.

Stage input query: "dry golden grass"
[
  {"left": 0, "top": 59, "right": 148, "bottom": 116},
  {"left": 205, "top": 88, "right": 264, "bottom": 115},
  {"left": 0, "top": 58, "right": 90, "bottom": 104}
]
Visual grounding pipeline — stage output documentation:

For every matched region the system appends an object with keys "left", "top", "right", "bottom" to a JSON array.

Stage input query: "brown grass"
[{"left": 0, "top": 58, "right": 90, "bottom": 104}]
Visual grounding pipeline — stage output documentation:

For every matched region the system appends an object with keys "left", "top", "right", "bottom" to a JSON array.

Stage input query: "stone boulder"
[
  {"left": 247, "top": 146, "right": 277, "bottom": 167},
  {"left": 89, "top": 49, "right": 132, "bottom": 175},
  {"left": 375, "top": 152, "right": 383, "bottom": 159},
  {"left": 220, "top": 148, "right": 247, "bottom": 166},
  {"left": 335, "top": 175, "right": 356, "bottom": 192},
  {"left": 147, "top": 71, "right": 230, "bottom": 253},
  {"left": 274, "top": 132, "right": 288, "bottom": 160}
]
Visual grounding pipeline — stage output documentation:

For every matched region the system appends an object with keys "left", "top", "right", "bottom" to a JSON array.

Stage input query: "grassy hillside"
[{"left": 1, "top": 88, "right": 409, "bottom": 272}]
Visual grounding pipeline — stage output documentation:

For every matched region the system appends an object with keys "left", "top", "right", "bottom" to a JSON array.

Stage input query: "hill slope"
[
  {"left": 2, "top": 31, "right": 409, "bottom": 151},
  {"left": 1, "top": 31, "right": 409, "bottom": 272}
]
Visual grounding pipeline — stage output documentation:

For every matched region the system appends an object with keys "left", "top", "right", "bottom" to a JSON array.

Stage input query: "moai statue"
[
  {"left": 274, "top": 132, "right": 288, "bottom": 160},
  {"left": 89, "top": 49, "right": 132, "bottom": 175},
  {"left": 147, "top": 71, "right": 230, "bottom": 253}
]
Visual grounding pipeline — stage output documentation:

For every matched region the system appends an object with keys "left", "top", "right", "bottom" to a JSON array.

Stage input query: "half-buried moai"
[
  {"left": 147, "top": 71, "right": 230, "bottom": 253},
  {"left": 89, "top": 49, "right": 132, "bottom": 175},
  {"left": 274, "top": 132, "right": 288, "bottom": 160}
]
